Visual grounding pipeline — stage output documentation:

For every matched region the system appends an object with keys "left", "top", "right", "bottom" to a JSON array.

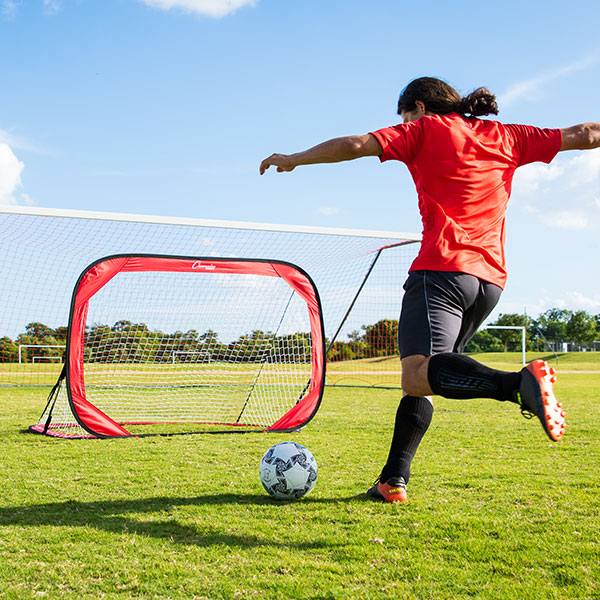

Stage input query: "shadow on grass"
[
  {"left": 0, "top": 493, "right": 369, "bottom": 549},
  {"left": 536, "top": 353, "right": 566, "bottom": 363}
]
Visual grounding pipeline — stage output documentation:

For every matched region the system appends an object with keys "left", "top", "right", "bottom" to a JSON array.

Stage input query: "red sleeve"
[
  {"left": 370, "top": 120, "right": 425, "bottom": 164},
  {"left": 503, "top": 124, "right": 562, "bottom": 166}
]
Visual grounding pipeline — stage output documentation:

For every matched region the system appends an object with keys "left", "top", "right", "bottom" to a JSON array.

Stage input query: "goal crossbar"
[
  {"left": 18, "top": 344, "right": 66, "bottom": 363},
  {"left": 0, "top": 205, "right": 421, "bottom": 242}
]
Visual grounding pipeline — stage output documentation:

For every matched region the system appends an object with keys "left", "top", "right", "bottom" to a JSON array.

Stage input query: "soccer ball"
[{"left": 259, "top": 442, "right": 318, "bottom": 500}]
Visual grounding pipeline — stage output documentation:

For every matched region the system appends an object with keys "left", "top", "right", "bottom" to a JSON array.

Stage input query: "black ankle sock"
[
  {"left": 380, "top": 395, "right": 433, "bottom": 484},
  {"left": 427, "top": 353, "right": 521, "bottom": 402}
]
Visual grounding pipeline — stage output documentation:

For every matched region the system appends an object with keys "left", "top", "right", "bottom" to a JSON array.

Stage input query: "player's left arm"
[
  {"left": 559, "top": 122, "right": 600, "bottom": 151},
  {"left": 259, "top": 134, "right": 383, "bottom": 174}
]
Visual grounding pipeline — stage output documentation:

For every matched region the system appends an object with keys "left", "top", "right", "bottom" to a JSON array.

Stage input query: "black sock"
[
  {"left": 380, "top": 395, "right": 433, "bottom": 484},
  {"left": 428, "top": 353, "right": 521, "bottom": 402}
]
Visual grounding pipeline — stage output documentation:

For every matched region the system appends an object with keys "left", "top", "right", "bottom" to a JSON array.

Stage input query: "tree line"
[
  {"left": 0, "top": 320, "right": 313, "bottom": 364},
  {"left": 466, "top": 309, "right": 600, "bottom": 353},
  {"left": 1, "top": 308, "right": 599, "bottom": 364},
  {"left": 328, "top": 308, "right": 600, "bottom": 361}
]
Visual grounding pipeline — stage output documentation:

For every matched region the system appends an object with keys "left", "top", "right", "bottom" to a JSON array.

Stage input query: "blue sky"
[{"left": 1, "top": 0, "right": 599, "bottom": 321}]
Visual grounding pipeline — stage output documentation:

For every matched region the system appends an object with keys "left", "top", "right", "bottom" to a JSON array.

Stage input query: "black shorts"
[{"left": 398, "top": 270, "right": 502, "bottom": 358}]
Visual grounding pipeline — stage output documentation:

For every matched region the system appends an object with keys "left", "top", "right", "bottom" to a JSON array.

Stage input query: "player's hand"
[{"left": 259, "top": 153, "right": 297, "bottom": 175}]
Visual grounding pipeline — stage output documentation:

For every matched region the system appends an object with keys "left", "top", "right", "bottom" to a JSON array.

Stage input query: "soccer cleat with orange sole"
[
  {"left": 366, "top": 476, "right": 408, "bottom": 503},
  {"left": 518, "top": 360, "right": 565, "bottom": 442}
]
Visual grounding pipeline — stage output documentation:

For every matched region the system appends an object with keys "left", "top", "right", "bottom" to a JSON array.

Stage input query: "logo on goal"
[{"left": 191, "top": 261, "right": 216, "bottom": 271}]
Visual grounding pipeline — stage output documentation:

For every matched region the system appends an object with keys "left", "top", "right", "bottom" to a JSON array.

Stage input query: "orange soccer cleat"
[
  {"left": 518, "top": 360, "right": 565, "bottom": 442},
  {"left": 366, "top": 476, "right": 408, "bottom": 503}
]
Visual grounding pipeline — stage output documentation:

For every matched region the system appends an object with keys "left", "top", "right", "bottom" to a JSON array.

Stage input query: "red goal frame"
[{"left": 38, "top": 254, "right": 326, "bottom": 438}]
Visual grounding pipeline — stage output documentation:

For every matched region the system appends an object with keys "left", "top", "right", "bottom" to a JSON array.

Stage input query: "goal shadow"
[{"left": 0, "top": 494, "right": 362, "bottom": 549}]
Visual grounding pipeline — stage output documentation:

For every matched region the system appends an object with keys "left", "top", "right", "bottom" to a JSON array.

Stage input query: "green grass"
[
  {"left": 468, "top": 351, "right": 600, "bottom": 372},
  {"left": 4, "top": 351, "right": 599, "bottom": 389},
  {"left": 326, "top": 351, "right": 600, "bottom": 387},
  {"left": 1, "top": 367, "right": 599, "bottom": 598}
]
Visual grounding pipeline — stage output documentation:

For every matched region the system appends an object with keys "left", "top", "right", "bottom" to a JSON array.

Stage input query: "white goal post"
[
  {"left": 170, "top": 350, "right": 212, "bottom": 364},
  {"left": 485, "top": 326, "right": 526, "bottom": 366},
  {"left": 32, "top": 356, "right": 63, "bottom": 363},
  {"left": 18, "top": 344, "right": 66, "bottom": 364}
]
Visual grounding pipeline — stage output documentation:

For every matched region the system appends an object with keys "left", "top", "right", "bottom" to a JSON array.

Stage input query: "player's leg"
[
  {"left": 427, "top": 352, "right": 565, "bottom": 440},
  {"left": 407, "top": 279, "right": 565, "bottom": 440},
  {"left": 417, "top": 278, "right": 521, "bottom": 400},
  {"left": 368, "top": 271, "right": 474, "bottom": 503},
  {"left": 368, "top": 272, "right": 565, "bottom": 503}
]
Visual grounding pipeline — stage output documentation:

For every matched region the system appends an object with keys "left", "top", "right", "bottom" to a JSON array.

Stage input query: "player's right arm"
[
  {"left": 560, "top": 122, "right": 600, "bottom": 151},
  {"left": 259, "top": 134, "right": 382, "bottom": 174}
]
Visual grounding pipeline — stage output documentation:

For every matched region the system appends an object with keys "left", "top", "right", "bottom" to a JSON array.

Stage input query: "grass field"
[{"left": 1, "top": 354, "right": 599, "bottom": 599}]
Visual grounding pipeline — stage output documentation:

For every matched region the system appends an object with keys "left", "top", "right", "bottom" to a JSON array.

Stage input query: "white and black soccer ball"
[{"left": 259, "top": 442, "right": 318, "bottom": 500}]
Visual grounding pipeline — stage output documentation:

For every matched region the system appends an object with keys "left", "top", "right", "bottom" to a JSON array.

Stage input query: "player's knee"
[
  {"left": 401, "top": 373, "right": 422, "bottom": 396},
  {"left": 401, "top": 355, "right": 431, "bottom": 396}
]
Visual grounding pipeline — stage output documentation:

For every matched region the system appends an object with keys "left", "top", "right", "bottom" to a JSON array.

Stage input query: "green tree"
[
  {"left": 566, "top": 310, "right": 597, "bottom": 350},
  {"left": 328, "top": 341, "right": 355, "bottom": 362},
  {"left": 275, "top": 333, "right": 311, "bottom": 363},
  {"left": 363, "top": 319, "right": 398, "bottom": 357},
  {"left": 24, "top": 322, "right": 54, "bottom": 340},
  {"left": 534, "top": 309, "right": 572, "bottom": 347},
  {"left": 230, "top": 330, "right": 276, "bottom": 362},
  {"left": 197, "top": 329, "right": 224, "bottom": 362},
  {"left": 53, "top": 326, "right": 68, "bottom": 343},
  {"left": 488, "top": 313, "right": 527, "bottom": 352},
  {"left": 37, "top": 335, "right": 63, "bottom": 361},
  {"left": 347, "top": 330, "right": 363, "bottom": 342},
  {"left": 15, "top": 334, "right": 36, "bottom": 362},
  {"left": 464, "top": 329, "right": 504, "bottom": 353},
  {"left": 0, "top": 337, "right": 18, "bottom": 363},
  {"left": 347, "top": 340, "right": 368, "bottom": 360},
  {"left": 112, "top": 320, "right": 133, "bottom": 332}
]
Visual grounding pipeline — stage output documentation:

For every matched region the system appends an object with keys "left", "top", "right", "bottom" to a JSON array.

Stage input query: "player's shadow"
[{"left": 0, "top": 493, "right": 366, "bottom": 549}]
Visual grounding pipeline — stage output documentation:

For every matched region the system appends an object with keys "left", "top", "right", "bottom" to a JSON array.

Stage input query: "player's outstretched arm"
[
  {"left": 259, "top": 134, "right": 382, "bottom": 174},
  {"left": 560, "top": 122, "right": 600, "bottom": 151}
]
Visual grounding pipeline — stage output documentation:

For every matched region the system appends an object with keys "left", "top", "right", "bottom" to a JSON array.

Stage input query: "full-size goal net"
[{"left": 0, "top": 206, "right": 420, "bottom": 437}]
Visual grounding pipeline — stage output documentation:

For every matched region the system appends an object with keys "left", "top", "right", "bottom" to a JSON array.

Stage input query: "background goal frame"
[{"left": 0, "top": 206, "right": 421, "bottom": 436}]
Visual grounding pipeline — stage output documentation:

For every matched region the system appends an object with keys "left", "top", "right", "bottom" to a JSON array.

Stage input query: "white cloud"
[
  {"left": 558, "top": 292, "right": 600, "bottom": 312},
  {"left": 138, "top": 0, "right": 257, "bottom": 18},
  {"left": 19, "top": 193, "right": 36, "bottom": 206},
  {"left": 2, "top": 0, "right": 62, "bottom": 19},
  {"left": 0, "top": 144, "right": 24, "bottom": 205},
  {"left": 512, "top": 161, "right": 565, "bottom": 195},
  {"left": 318, "top": 206, "right": 340, "bottom": 217},
  {"left": 42, "top": 0, "right": 62, "bottom": 15},
  {"left": 539, "top": 210, "right": 589, "bottom": 230},
  {"left": 498, "top": 55, "right": 599, "bottom": 107},
  {"left": 566, "top": 150, "right": 600, "bottom": 186},
  {"left": 0, "top": 129, "right": 46, "bottom": 154},
  {"left": 1, "top": 0, "right": 18, "bottom": 20},
  {"left": 512, "top": 150, "right": 600, "bottom": 230}
]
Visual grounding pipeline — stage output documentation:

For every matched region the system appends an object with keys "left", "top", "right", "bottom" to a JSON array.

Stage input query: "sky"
[{"left": 1, "top": 0, "right": 599, "bottom": 322}]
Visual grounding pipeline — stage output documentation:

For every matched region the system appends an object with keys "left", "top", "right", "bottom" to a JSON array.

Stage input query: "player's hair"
[{"left": 397, "top": 77, "right": 499, "bottom": 118}]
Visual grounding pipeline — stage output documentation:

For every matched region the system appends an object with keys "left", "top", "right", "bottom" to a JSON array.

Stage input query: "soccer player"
[{"left": 259, "top": 77, "right": 600, "bottom": 502}]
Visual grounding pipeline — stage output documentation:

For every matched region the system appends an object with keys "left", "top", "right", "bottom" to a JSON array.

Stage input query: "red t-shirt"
[{"left": 370, "top": 114, "right": 562, "bottom": 288}]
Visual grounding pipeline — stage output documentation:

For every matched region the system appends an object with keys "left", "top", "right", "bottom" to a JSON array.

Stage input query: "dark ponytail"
[
  {"left": 397, "top": 77, "right": 498, "bottom": 118},
  {"left": 459, "top": 87, "right": 498, "bottom": 117}
]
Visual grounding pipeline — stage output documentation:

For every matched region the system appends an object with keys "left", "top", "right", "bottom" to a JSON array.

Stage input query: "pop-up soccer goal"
[
  {"left": 0, "top": 206, "right": 420, "bottom": 438},
  {"left": 33, "top": 255, "right": 325, "bottom": 437}
]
